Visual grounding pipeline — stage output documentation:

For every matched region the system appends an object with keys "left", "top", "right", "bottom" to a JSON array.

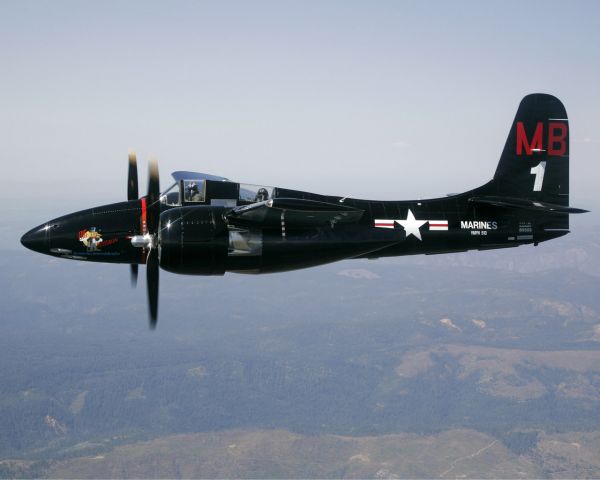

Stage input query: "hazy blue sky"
[{"left": 1, "top": 0, "right": 598, "bottom": 220}]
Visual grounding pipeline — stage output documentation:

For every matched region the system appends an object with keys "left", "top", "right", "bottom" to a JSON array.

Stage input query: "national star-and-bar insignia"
[{"left": 374, "top": 211, "right": 448, "bottom": 240}]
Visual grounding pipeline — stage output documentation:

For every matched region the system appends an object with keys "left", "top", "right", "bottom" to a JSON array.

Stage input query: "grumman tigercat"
[{"left": 21, "top": 94, "right": 588, "bottom": 328}]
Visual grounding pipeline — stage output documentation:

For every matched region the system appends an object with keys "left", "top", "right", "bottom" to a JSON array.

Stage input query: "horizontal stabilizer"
[
  {"left": 469, "top": 196, "right": 588, "bottom": 214},
  {"left": 227, "top": 198, "right": 364, "bottom": 228}
]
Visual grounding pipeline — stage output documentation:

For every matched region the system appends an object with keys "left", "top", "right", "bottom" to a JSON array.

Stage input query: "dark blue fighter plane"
[{"left": 21, "top": 94, "right": 588, "bottom": 328}]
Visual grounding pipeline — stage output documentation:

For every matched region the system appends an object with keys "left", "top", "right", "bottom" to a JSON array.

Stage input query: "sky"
[
  {"left": 0, "top": 0, "right": 599, "bottom": 240},
  {"left": 1, "top": 3, "right": 599, "bottom": 459}
]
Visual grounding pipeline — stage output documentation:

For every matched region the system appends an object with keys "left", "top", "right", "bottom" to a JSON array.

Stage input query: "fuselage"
[{"left": 20, "top": 177, "right": 567, "bottom": 276}]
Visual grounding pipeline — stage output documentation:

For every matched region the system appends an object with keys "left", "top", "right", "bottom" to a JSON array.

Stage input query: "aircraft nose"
[{"left": 20, "top": 225, "right": 50, "bottom": 253}]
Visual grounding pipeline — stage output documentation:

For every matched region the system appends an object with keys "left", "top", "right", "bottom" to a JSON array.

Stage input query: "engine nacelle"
[{"left": 159, "top": 206, "right": 228, "bottom": 275}]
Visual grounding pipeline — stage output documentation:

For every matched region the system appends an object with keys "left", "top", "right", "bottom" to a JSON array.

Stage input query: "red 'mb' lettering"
[
  {"left": 516, "top": 122, "right": 543, "bottom": 155},
  {"left": 548, "top": 122, "right": 567, "bottom": 155}
]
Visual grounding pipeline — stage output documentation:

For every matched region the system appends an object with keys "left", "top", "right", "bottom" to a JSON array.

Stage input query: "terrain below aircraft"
[{"left": 21, "top": 94, "right": 588, "bottom": 328}]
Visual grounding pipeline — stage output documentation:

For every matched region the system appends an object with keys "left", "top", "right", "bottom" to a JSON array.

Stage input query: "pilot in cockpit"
[
  {"left": 185, "top": 181, "right": 202, "bottom": 202},
  {"left": 255, "top": 188, "right": 269, "bottom": 202}
]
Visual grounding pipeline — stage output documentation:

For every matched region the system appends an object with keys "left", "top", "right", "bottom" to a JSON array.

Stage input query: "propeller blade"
[
  {"left": 147, "top": 247, "right": 159, "bottom": 329},
  {"left": 146, "top": 157, "right": 160, "bottom": 328},
  {"left": 128, "top": 151, "right": 139, "bottom": 201},
  {"left": 128, "top": 152, "right": 140, "bottom": 289},
  {"left": 147, "top": 157, "right": 160, "bottom": 234},
  {"left": 130, "top": 264, "right": 138, "bottom": 288}
]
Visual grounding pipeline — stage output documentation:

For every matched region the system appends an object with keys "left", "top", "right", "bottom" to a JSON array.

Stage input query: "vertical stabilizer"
[{"left": 487, "top": 93, "right": 569, "bottom": 206}]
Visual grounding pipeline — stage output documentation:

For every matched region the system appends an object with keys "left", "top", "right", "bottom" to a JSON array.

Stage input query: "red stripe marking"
[
  {"left": 141, "top": 197, "right": 147, "bottom": 234},
  {"left": 430, "top": 223, "right": 448, "bottom": 227}
]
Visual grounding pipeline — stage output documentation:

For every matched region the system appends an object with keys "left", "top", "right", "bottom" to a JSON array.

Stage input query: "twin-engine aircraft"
[{"left": 21, "top": 94, "right": 588, "bottom": 328}]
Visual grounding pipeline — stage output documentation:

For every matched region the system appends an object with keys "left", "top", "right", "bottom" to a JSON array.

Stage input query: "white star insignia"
[{"left": 396, "top": 209, "right": 427, "bottom": 241}]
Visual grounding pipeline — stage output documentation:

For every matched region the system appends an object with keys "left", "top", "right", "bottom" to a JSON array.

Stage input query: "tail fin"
[
  {"left": 485, "top": 93, "right": 569, "bottom": 205},
  {"left": 471, "top": 94, "right": 589, "bottom": 239}
]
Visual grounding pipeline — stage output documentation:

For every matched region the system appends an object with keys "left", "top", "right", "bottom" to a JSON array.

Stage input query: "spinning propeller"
[
  {"left": 128, "top": 152, "right": 139, "bottom": 287},
  {"left": 127, "top": 151, "right": 160, "bottom": 329}
]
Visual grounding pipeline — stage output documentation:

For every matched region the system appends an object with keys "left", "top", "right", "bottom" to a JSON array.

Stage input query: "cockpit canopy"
[
  {"left": 161, "top": 171, "right": 277, "bottom": 208},
  {"left": 239, "top": 184, "right": 274, "bottom": 203}
]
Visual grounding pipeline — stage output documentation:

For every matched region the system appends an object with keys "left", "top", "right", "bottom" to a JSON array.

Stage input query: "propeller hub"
[{"left": 130, "top": 233, "right": 154, "bottom": 249}]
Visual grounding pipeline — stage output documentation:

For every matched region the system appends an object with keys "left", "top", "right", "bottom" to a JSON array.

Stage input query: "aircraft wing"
[
  {"left": 171, "top": 171, "right": 229, "bottom": 182},
  {"left": 226, "top": 198, "right": 364, "bottom": 228}
]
